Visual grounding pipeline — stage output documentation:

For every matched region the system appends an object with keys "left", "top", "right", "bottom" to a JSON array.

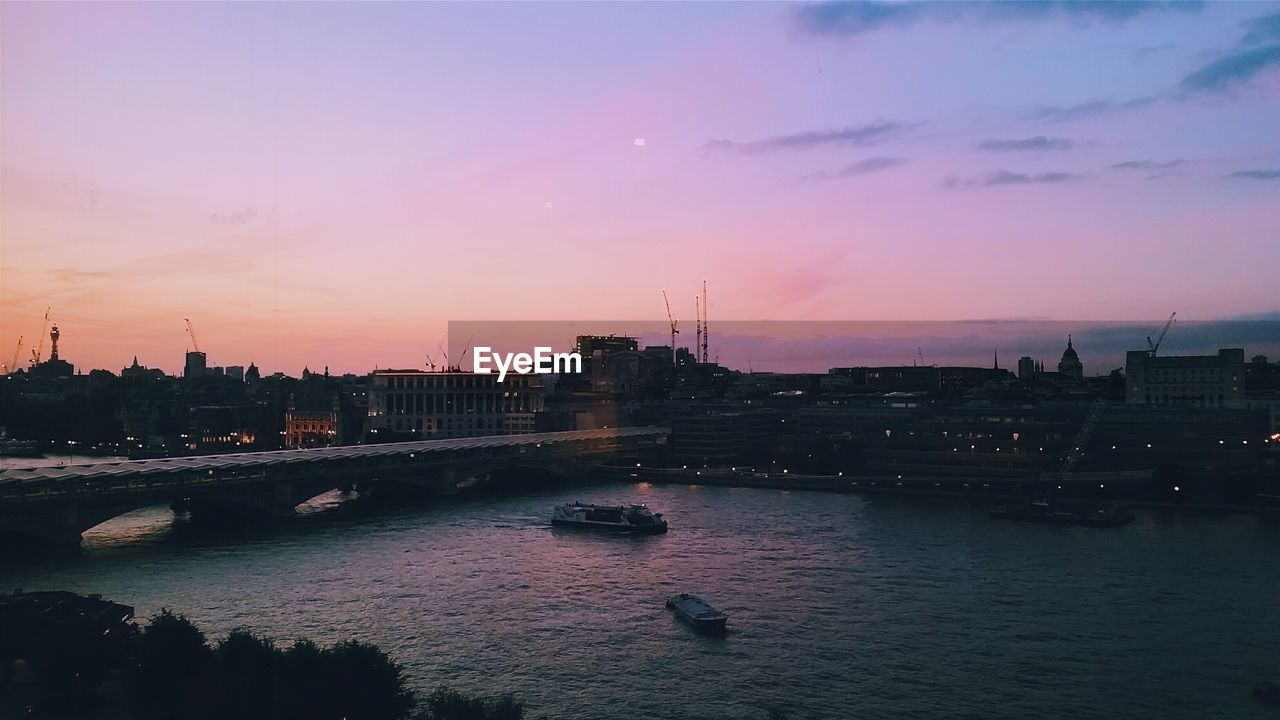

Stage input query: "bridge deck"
[{"left": 0, "top": 427, "right": 667, "bottom": 489}]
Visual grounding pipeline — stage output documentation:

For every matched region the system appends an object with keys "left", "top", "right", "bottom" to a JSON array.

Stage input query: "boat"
[
  {"left": 0, "top": 429, "right": 41, "bottom": 458},
  {"left": 666, "top": 593, "right": 728, "bottom": 633},
  {"left": 990, "top": 498, "right": 1134, "bottom": 528},
  {"left": 550, "top": 502, "right": 668, "bottom": 534}
]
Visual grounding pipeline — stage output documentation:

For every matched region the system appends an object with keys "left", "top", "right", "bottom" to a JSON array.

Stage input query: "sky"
[{"left": 2, "top": 1, "right": 1278, "bottom": 375}]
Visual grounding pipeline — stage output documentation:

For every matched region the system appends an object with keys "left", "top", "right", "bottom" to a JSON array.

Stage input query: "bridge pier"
[
  {"left": 186, "top": 481, "right": 304, "bottom": 525},
  {"left": 0, "top": 500, "right": 95, "bottom": 546}
]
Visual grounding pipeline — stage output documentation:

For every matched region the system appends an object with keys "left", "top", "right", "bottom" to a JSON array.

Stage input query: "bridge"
[{"left": 0, "top": 427, "right": 668, "bottom": 545}]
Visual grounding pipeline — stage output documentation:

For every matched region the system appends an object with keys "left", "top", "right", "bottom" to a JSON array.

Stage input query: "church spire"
[
  {"left": 993, "top": 348, "right": 999, "bottom": 371},
  {"left": 1067, "top": 334, "right": 1073, "bottom": 350}
]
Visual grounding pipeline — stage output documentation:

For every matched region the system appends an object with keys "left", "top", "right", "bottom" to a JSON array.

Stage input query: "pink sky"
[{"left": 2, "top": 2, "right": 1278, "bottom": 374}]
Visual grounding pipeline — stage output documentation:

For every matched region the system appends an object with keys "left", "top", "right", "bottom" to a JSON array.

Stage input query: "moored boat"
[
  {"left": 551, "top": 502, "right": 668, "bottom": 534},
  {"left": 990, "top": 498, "right": 1133, "bottom": 528},
  {"left": 666, "top": 593, "right": 728, "bottom": 633}
]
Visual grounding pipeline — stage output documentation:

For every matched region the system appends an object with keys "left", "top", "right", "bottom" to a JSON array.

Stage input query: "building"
[
  {"left": 669, "top": 410, "right": 785, "bottom": 466},
  {"left": 224, "top": 365, "right": 245, "bottom": 382},
  {"left": 1057, "top": 336, "right": 1083, "bottom": 380},
  {"left": 27, "top": 324, "right": 75, "bottom": 379},
  {"left": 184, "top": 350, "right": 207, "bottom": 378},
  {"left": 0, "top": 591, "right": 134, "bottom": 689},
  {"left": 1125, "top": 348, "right": 1246, "bottom": 408},
  {"left": 366, "top": 370, "right": 543, "bottom": 439},
  {"left": 188, "top": 404, "right": 258, "bottom": 450},
  {"left": 285, "top": 399, "right": 341, "bottom": 448},
  {"left": 1018, "top": 356, "right": 1038, "bottom": 380}
]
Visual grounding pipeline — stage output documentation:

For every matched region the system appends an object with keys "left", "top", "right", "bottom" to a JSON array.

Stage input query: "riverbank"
[{"left": 600, "top": 466, "right": 1280, "bottom": 514}]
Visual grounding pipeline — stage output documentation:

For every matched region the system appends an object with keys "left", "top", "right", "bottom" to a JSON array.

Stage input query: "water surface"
[{"left": 3, "top": 481, "right": 1276, "bottom": 719}]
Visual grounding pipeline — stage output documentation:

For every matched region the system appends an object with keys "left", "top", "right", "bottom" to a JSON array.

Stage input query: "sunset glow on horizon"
[{"left": 3, "top": 1, "right": 1278, "bottom": 375}]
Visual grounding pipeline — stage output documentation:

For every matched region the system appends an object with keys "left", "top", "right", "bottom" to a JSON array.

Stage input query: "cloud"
[
  {"left": 1027, "top": 96, "right": 1157, "bottom": 123},
  {"left": 1180, "top": 45, "right": 1280, "bottom": 92},
  {"left": 1108, "top": 159, "right": 1184, "bottom": 171},
  {"left": 947, "top": 170, "right": 1090, "bottom": 188},
  {"left": 792, "top": 1, "right": 1202, "bottom": 37},
  {"left": 977, "top": 136, "right": 1079, "bottom": 152},
  {"left": 210, "top": 208, "right": 257, "bottom": 226},
  {"left": 703, "top": 121, "right": 912, "bottom": 155},
  {"left": 1180, "top": 12, "right": 1280, "bottom": 93},
  {"left": 799, "top": 157, "right": 908, "bottom": 182},
  {"left": 1228, "top": 169, "right": 1280, "bottom": 180},
  {"left": 1241, "top": 11, "right": 1280, "bottom": 46}
]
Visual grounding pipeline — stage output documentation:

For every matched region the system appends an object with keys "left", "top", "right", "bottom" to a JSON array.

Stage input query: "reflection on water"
[{"left": 2, "top": 481, "right": 1278, "bottom": 720}]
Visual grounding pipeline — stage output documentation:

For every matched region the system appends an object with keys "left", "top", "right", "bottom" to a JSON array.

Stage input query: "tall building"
[
  {"left": 1018, "top": 356, "right": 1037, "bottom": 380},
  {"left": 1125, "top": 348, "right": 1246, "bottom": 408},
  {"left": 29, "top": 324, "right": 74, "bottom": 378},
  {"left": 366, "top": 370, "right": 543, "bottom": 439},
  {"left": 1057, "top": 336, "right": 1083, "bottom": 379},
  {"left": 184, "top": 350, "right": 207, "bottom": 378}
]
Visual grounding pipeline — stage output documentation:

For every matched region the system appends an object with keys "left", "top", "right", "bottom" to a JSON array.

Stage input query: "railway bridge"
[{"left": 0, "top": 427, "right": 668, "bottom": 545}]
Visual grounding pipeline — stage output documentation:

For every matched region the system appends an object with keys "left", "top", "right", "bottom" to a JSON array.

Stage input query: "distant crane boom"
[
  {"left": 455, "top": 334, "right": 475, "bottom": 371},
  {"left": 31, "top": 307, "right": 50, "bottom": 365},
  {"left": 662, "top": 290, "right": 679, "bottom": 366},
  {"left": 185, "top": 318, "right": 201, "bottom": 353},
  {"left": 1146, "top": 312, "right": 1176, "bottom": 357},
  {"left": 695, "top": 295, "right": 701, "bottom": 365},
  {"left": 8, "top": 336, "right": 22, "bottom": 374}
]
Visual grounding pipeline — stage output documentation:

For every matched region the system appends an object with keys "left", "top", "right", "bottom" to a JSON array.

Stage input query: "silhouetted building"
[
  {"left": 0, "top": 591, "right": 134, "bottom": 687},
  {"left": 1018, "top": 356, "right": 1037, "bottom": 380},
  {"left": 1057, "top": 336, "right": 1084, "bottom": 379},
  {"left": 184, "top": 350, "right": 207, "bottom": 378},
  {"left": 670, "top": 411, "right": 784, "bottom": 466},
  {"left": 367, "top": 370, "right": 543, "bottom": 439},
  {"left": 189, "top": 404, "right": 257, "bottom": 450},
  {"left": 1125, "top": 348, "right": 1246, "bottom": 408},
  {"left": 225, "top": 365, "right": 245, "bottom": 382},
  {"left": 28, "top": 324, "right": 74, "bottom": 379}
]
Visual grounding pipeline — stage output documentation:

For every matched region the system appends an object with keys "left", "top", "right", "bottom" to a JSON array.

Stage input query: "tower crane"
[
  {"left": 695, "top": 295, "right": 701, "bottom": 365},
  {"left": 7, "top": 336, "right": 22, "bottom": 375},
  {"left": 1147, "top": 312, "right": 1175, "bottom": 357},
  {"left": 455, "top": 334, "right": 475, "bottom": 372},
  {"left": 185, "top": 318, "right": 201, "bottom": 353},
  {"left": 30, "top": 307, "right": 51, "bottom": 366},
  {"left": 662, "top": 290, "right": 679, "bottom": 366},
  {"left": 701, "top": 279, "right": 709, "bottom": 364}
]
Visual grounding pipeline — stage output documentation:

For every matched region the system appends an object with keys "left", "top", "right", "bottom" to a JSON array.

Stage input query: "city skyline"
[{"left": 3, "top": 1, "right": 1279, "bottom": 373}]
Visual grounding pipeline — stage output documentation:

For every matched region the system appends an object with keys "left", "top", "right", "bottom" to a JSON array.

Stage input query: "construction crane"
[
  {"left": 1147, "top": 312, "right": 1175, "bottom": 357},
  {"left": 7, "top": 336, "right": 22, "bottom": 375},
  {"left": 30, "top": 307, "right": 51, "bottom": 366},
  {"left": 695, "top": 296, "right": 701, "bottom": 365},
  {"left": 184, "top": 318, "right": 201, "bottom": 353},
  {"left": 662, "top": 290, "right": 679, "bottom": 366},
  {"left": 701, "top": 279, "right": 709, "bottom": 364},
  {"left": 446, "top": 334, "right": 474, "bottom": 372}
]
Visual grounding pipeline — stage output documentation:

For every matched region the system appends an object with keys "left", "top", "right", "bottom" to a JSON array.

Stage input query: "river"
[{"left": 2, "top": 478, "right": 1277, "bottom": 719}]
